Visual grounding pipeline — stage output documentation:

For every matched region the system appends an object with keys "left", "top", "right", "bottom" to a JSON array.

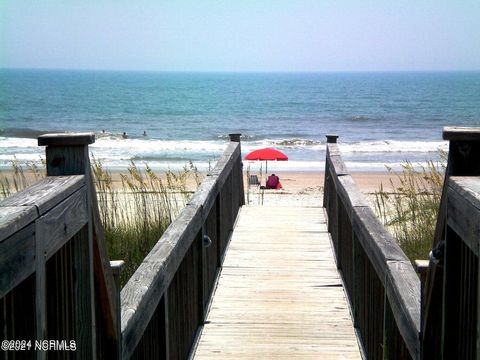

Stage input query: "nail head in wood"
[{"left": 38, "top": 133, "right": 95, "bottom": 147}]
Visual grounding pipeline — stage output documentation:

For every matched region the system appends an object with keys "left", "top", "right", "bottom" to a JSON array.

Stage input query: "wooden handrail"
[
  {"left": 325, "top": 129, "right": 480, "bottom": 359},
  {"left": 422, "top": 127, "right": 480, "bottom": 358},
  {"left": 324, "top": 137, "right": 421, "bottom": 359},
  {"left": 0, "top": 169, "right": 100, "bottom": 357},
  {"left": 120, "top": 138, "right": 244, "bottom": 359},
  {"left": 0, "top": 175, "right": 86, "bottom": 296}
]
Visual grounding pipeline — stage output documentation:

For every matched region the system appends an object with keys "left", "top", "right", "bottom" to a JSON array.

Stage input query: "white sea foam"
[
  {"left": 91, "top": 137, "right": 227, "bottom": 153},
  {"left": 0, "top": 136, "right": 448, "bottom": 171},
  {"left": 243, "top": 138, "right": 448, "bottom": 153},
  {"left": 0, "top": 154, "right": 45, "bottom": 162},
  {"left": 0, "top": 137, "right": 38, "bottom": 148},
  {"left": 338, "top": 140, "right": 448, "bottom": 153}
]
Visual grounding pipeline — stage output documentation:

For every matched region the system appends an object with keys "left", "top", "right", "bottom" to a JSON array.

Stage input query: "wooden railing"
[
  {"left": 120, "top": 133, "right": 244, "bottom": 359},
  {"left": 324, "top": 134, "right": 421, "bottom": 359},
  {"left": 324, "top": 128, "right": 480, "bottom": 360},
  {"left": 0, "top": 132, "right": 245, "bottom": 359},
  {"left": 0, "top": 133, "right": 119, "bottom": 359},
  {"left": 441, "top": 176, "right": 479, "bottom": 359},
  {"left": 422, "top": 128, "right": 480, "bottom": 359}
]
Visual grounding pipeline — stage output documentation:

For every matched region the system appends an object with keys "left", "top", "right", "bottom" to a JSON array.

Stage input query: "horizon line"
[{"left": 1, "top": 66, "right": 480, "bottom": 74}]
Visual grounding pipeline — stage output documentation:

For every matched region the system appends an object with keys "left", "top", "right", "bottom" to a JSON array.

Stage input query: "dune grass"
[
  {"left": 373, "top": 159, "right": 445, "bottom": 262},
  {"left": 1, "top": 159, "right": 202, "bottom": 286}
]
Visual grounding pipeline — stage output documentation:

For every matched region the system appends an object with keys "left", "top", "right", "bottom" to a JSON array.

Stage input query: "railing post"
[
  {"left": 110, "top": 260, "right": 124, "bottom": 359},
  {"left": 229, "top": 133, "right": 245, "bottom": 207},
  {"left": 324, "top": 134, "right": 338, "bottom": 209},
  {"left": 443, "top": 127, "right": 480, "bottom": 176},
  {"left": 38, "top": 133, "right": 97, "bottom": 358},
  {"left": 228, "top": 133, "right": 241, "bottom": 143},
  {"left": 38, "top": 133, "right": 95, "bottom": 176},
  {"left": 326, "top": 134, "right": 338, "bottom": 144},
  {"left": 324, "top": 134, "right": 339, "bottom": 244}
]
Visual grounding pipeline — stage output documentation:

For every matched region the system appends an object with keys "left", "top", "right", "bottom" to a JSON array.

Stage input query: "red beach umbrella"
[{"left": 244, "top": 147, "right": 288, "bottom": 174}]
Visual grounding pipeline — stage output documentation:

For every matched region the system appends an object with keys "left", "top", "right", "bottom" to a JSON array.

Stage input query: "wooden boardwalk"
[{"left": 193, "top": 204, "right": 361, "bottom": 359}]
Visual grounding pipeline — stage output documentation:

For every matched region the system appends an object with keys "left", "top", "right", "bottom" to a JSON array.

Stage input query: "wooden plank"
[
  {"left": 0, "top": 223, "right": 36, "bottom": 298},
  {"left": 336, "top": 175, "right": 369, "bottom": 212},
  {"left": 449, "top": 176, "right": 480, "bottom": 209},
  {"left": 189, "top": 142, "right": 241, "bottom": 217},
  {"left": 121, "top": 204, "right": 203, "bottom": 359},
  {"left": 443, "top": 127, "right": 480, "bottom": 141},
  {"left": 35, "top": 218, "right": 47, "bottom": 360},
  {"left": 0, "top": 175, "right": 85, "bottom": 215},
  {"left": 38, "top": 132, "right": 95, "bottom": 146},
  {"left": 0, "top": 206, "right": 37, "bottom": 242},
  {"left": 352, "top": 206, "right": 408, "bottom": 282},
  {"left": 89, "top": 178, "right": 122, "bottom": 346},
  {"left": 193, "top": 205, "right": 361, "bottom": 359},
  {"left": 210, "top": 143, "right": 240, "bottom": 189},
  {"left": 385, "top": 260, "right": 421, "bottom": 359},
  {"left": 188, "top": 175, "right": 220, "bottom": 219},
  {"left": 326, "top": 143, "right": 342, "bottom": 156},
  {"left": 36, "top": 187, "right": 88, "bottom": 260},
  {"left": 72, "top": 226, "right": 94, "bottom": 358},
  {"left": 327, "top": 155, "right": 349, "bottom": 177},
  {"left": 446, "top": 182, "right": 480, "bottom": 256}
]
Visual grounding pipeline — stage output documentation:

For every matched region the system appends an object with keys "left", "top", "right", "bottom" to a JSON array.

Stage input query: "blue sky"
[{"left": 1, "top": 0, "right": 479, "bottom": 72}]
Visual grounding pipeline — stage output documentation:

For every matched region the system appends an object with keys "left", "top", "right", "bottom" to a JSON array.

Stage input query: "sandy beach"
[
  {"left": 242, "top": 170, "right": 400, "bottom": 207},
  {"left": 1, "top": 166, "right": 408, "bottom": 214},
  {"left": 0, "top": 168, "right": 399, "bottom": 201}
]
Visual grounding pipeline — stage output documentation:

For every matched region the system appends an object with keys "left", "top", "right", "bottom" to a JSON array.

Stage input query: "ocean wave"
[
  {"left": 90, "top": 137, "right": 226, "bottom": 153},
  {"left": 0, "top": 154, "right": 45, "bottom": 162},
  {"left": 216, "top": 133, "right": 260, "bottom": 141},
  {"left": 0, "top": 128, "right": 50, "bottom": 139},
  {"left": 270, "top": 138, "right": 322, "bottom": 147},
  {"left": 349, "top": 115, "right": 370, "bottom": 121},
  {"left": 0, "top": 136, "right": 448, "bottom": 153},
  {"left": 0, "top": 137, "right": 38, "bottom": 147},
  {"left": 339, "top": 140, "right": 448, "bottom": 153},
  {"left": 243, "top": 138, "right": 446, "bottom": 153}
]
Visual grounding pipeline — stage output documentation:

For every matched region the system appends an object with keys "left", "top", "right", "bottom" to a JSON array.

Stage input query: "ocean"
[{"left": 1, "top": 69, "right": 479, "bottom": 172}]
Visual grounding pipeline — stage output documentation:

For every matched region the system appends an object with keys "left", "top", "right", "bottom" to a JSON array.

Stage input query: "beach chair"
[{"left": 248, "top": 174, "right": 260, "bottom": 186}]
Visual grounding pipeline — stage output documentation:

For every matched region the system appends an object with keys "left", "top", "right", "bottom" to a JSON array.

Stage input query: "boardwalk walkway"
[{"left": 193, "top": 202, "right": 361, "bottom": 359}]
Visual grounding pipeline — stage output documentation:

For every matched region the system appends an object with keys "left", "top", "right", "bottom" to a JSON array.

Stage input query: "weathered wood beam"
[
  {"left": 0, "top": 176, "right": 87, "bottom": 297},
  {"left": 446, "top": 177, "right": 480, "bottom": 257},
  {"left": 121, "top": 204, "right": 202, "bottom": 359}
]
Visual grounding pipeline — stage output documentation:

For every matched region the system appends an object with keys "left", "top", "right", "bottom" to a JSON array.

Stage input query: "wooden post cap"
[
  {"left": 38, "top": 133, "right": 95, "bottom": 146},
  {"left": 229, "top": 133, "right": 242, "bottom": 142},
  {"left": 443, "top": 127, "right": 480, "bottom": 141},
  {"left": 326, "top": 134, "right": 338, "bottom": 143}
]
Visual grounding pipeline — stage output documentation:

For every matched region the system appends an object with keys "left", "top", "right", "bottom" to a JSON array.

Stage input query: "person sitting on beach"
[{"left": 266, "top": 174, "right": 282, "bottom": 189}]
